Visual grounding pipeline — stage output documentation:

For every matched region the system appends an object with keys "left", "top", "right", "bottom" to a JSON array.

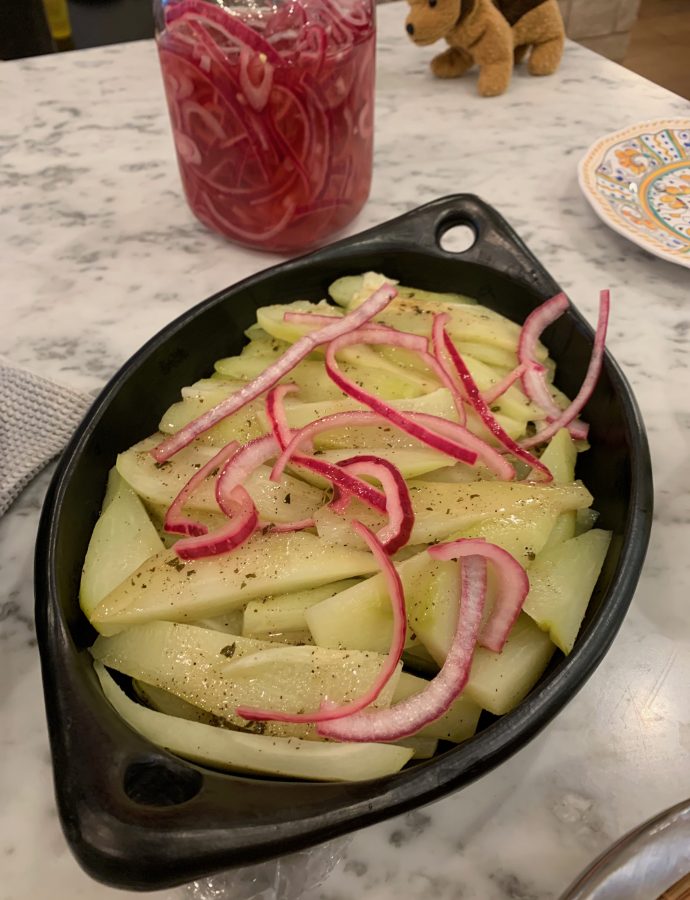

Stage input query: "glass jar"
[{"left": 154, "top": 0, "right": 375, "bottom": 253}]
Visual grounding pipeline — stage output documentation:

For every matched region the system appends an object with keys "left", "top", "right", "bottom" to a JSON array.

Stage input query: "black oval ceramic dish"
[{"left": 35, "top": 195, "right": 653, "bottom": 891}]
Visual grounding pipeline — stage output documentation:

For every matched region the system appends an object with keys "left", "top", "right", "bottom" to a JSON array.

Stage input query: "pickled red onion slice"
[
  {"left": 344, "top": 325, "right": 467, "bottom": 422},
  {"left": 264, "top": 386, "right": 387, "bottom": 510},
  {"left": 292, "top": 317, "right": 467, "bottom": 420},
  {"left": 288, "top": 452, "right": 387, "bottom": 511},
  {"left": 238, "top": 45, "right": 273, "bottom": 112},
  {"left": 429, "top": 312, "right": 469, "bottom": 422},
  {"left": 270, "top": 407, "right": 494, "bottom": 487},
  {"left": 270, "top": 409, "right": 388, "bottom": 481},
  {"left": 215, "top": 433, "right": 278, "bottom": 515},
  {"left": 283, "top": 311, "right": 347, "bottom": 328},
  {"left": 152, "top": 283, "right": 397, "bottom": 462},
  {"left": 213, "top": 431, "right": 383, "bottom": 514},
  {"left": 521, "top": 290, "right": 610, "bottom": 450},
  {"left": 268, "top": 517, "right": 315, "bottom": 533},
  {"left": 333, "top": 454, "right": 414, "bottom": 554},
  {"left": 429, "top": 537, "right": 529, "bottom": 653},
  {"left": 482, "top": 363, "right": 527, "bottom": 405},
  {"left": 518, "top": 293, "right": 568, "bottom": 416},
  {"left": 325, "top": 330, "right": 477, "bottom": 465},
  {"left": 410, "top": 412, "right": 515, "bottom": 481},
  {"left": 165, "top": 0, "right": 283, "bottom": 64},
  {"left": 434, "top": 315, "right": 552, "bottom": 482},
  {"left": 236, "top": 521, "right": 406, "bottom": 723},
  {"left": 174, "top": 485, "right": 258, "bottom": 560},
  {"left": 265, "top": 383, "right": 298, "bottom": 449},
  {"left": 283, "top": 311, "right": 414, "bottom": 341},
  {"left": 518, "top": 293, "right": 588, "bottom": 441},
  {"left": 317, "top": 553, "right": 487, "bottom": 741},
  {"left": 164, "top": 440, "right": 239, "bottom": 536}
]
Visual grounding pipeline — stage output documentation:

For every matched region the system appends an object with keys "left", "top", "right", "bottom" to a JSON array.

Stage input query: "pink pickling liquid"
[{"left": 157, "top": 0, "right": 375, "bottom": 252}]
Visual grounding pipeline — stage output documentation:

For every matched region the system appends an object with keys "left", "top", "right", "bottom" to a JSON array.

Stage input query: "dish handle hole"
[
  {"left": 438, "top": 222, "right": 476, "bottom": 254},
  {"left": 124, "top": 756, "right": 202, "bottom": 807}
]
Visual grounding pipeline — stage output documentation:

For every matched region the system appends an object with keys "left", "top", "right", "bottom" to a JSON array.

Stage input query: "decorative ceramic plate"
[
  {"left": 560, "top": 798, "right": 690, "bottom": 899},
  {"left": 578, "top": 119, "right": 690, "bottom": 268}
]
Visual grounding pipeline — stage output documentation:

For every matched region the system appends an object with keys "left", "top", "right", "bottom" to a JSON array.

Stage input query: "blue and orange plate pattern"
[{"left": 578, "top": 119, "right": 690, "bottom": 268}]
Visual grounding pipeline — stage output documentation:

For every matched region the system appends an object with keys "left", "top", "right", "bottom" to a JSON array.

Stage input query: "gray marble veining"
[{"left": 1, "top": 4, "right": 689, "bottom": 898}]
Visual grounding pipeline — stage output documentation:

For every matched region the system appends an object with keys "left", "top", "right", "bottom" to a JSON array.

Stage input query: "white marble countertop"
[{"left": 2, "top": 5, "right": 690, "bottom": 898}]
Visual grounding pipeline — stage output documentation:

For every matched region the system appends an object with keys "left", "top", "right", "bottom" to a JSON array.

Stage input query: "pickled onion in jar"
[{"left": 156, "top": 0, "right": 375, "bottom": 252}]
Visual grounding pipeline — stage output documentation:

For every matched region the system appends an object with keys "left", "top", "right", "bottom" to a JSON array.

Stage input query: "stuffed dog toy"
[{"left": 405, "top": 0, "right": 565, "bottom": 96}]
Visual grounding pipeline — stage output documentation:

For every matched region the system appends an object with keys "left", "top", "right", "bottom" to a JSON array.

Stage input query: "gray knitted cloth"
[{"left": 0, "top": 359, "right": 92, "bottom": 516}]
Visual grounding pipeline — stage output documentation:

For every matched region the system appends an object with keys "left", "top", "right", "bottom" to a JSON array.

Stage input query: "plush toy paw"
[
  {"left": 477, "top": 60, "right": 513, "bottom": 96},
  {"left": 431, "top": 47, "right": 474, "bottom": 79},
  {"left": 527, "top": 36, "right": 564, "bottom": 76}
]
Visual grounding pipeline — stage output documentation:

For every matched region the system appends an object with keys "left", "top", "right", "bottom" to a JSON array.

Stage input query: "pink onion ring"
[
  {"left": 270, "top": 408, "right": 490, "bottom": 487},
  {"left": 430, "top": 312, "right": 469, "bottom": 423},
  {"left": 238, "top": 45, "right": 273, "bottom": 113},
  {"left": 289, "top": 453, "right": 387, "bottom": 511},
  {"left": 411, "top": 412, "right": 515, "bottom": 481},
  {"left": 332, "top": 454, "right": 414, "bottom": 554},
  {"left": 213, "top": 430, "right": 382, "bottom": 533},
  {"left": 268, "top": 517, "right": 315, "bottom": 533},
  {"left": 429, "top": 537, "right": 529, "bottom": 653},
  {"left": 436, "top": 316, "right": 552, "bottom": 482},
  {"left": 317, "top": 553, "right": 486, "bottom": 741},
  {"left": 204, "top": 435, "right": 382, "bottom": 526},
  {"left": 325, "top": 330, "right": 477, "bottom": 464},
  {"left": 215, "top": 433, "right": 278, "bottom": 516},
  {"left": 282, "top": 311, "right": 465, "bottom": 414},
  {"left": 152, "top": 283, "right": 397, "bottom": 462},
  {"left": 202, "top": 193, "right": 297, "bottom": 247},
  {"left": 321, "top": 0, "right": 371, "bottom": 29},
  {"left": 283, "top": 311, "right": 346, "bottom": 328},
  {"left": 165, "top": 0, "right": 283, "bottom": 64},
  {"left": 328, "top": 483, "right": 349, "bottom": 514},
  {"left": 269, "top": 384, "right": 384, "bottom": 527},
  {"left": 174, "top": 485, "right": 258, "bottom": 560},
  {"left": 264, "top": 386, "right": 387, "bottom": 510},
  {"left": 283, "top": 311, "right": 398, "bottom": 338},
  {"left": 482, "top": 363, "right": 527, "bottom": 405},
  {"left": 164, "top": 441, "right": 239, "bottom": 536},
  {"left": 295, "top": 23, "right": 327, "bottom": 71},
  {"left": 518, "top": 293, "right": 588, "bottom": 441},
  {"left": 518, "top": 293, "right": 568, "bottom": 417},
  {"left": 357, "top": 325, "right": 467, "bottom": 419},
  {"left": 521, "top": 290, "right": 610, "bottom": 450},
  {"left": 330, "top": 323, "right": 467, "bottom": 421},
  {"left": 265, "top": 383, "right": 298, "bottom": 449},
  {"left": 270, "top": 409, "right": 388, "bottom": 481},
  {"left": 236, "top": 521, "right": 406, "bottom": 723}
]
